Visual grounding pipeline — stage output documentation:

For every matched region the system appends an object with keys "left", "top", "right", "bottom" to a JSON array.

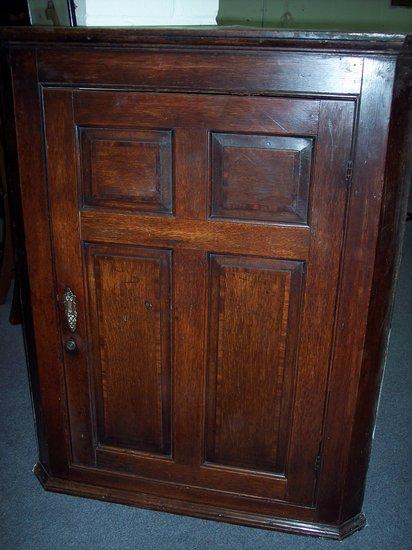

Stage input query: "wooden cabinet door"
[{"left": 43, "top": 88, "right": 354, "bottom": 507}]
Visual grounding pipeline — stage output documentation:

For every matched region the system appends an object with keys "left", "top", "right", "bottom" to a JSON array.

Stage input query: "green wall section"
[{"left": 218, "top": 0, "right": 412, "bottom": 33}]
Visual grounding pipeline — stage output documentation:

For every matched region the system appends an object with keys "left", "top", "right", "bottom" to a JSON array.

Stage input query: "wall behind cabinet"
[{"left": 218, "top": 0, "right": 412, "bottom": 33}]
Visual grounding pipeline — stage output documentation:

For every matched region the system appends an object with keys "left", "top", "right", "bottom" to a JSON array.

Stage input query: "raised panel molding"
[
  {"left": 205, "top": 254, "right": 305, "bottom": 474},
  {"left": 84, "top": 243, "right": 172, "bottom": 455},
  {"left": 211, "top": 133, "right": 312, "bottom": 224},
  {"left": 79, "top": 128, "right": 173, "bottom": 213}
]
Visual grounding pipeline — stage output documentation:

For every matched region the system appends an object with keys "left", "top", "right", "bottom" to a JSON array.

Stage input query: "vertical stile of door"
[
  {"left": 42, "top": 88, "right": 96, "bottom": 467},
  {"left": 172, "top": 128, "right": 209, "bottom": 465},
  {"left": 285, "top": 100, "right": 355, "bottom": 504}
]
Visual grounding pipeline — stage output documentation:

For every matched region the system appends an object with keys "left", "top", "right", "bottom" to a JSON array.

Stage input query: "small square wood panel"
[
  {"left": 211, "top": 133, "right": 313, "bottom": 224},
  {"left": 79, "top": 128, "right": 172, "bottom": 213}
]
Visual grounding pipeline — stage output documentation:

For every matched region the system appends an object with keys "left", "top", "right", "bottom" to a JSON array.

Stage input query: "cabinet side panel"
[
  {"left": 341, "top": 53, "right": 411, "bottom": 521},
  {"left": 4, "top": 50, "right": 70, "bottom": 475},
  {"left": 85, "top": 244, "right": 172, "bottom": 456},
  {"left": 317, "top": 57, "right": 398, "bottom": 524}
]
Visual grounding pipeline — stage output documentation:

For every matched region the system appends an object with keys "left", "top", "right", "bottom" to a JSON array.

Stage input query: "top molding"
[{"left": 0, "top": 26, "right": 410, "bottom": 54}]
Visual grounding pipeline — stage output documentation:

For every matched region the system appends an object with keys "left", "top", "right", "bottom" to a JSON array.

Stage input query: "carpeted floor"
[{"left": 1, "top": 222, "right": 411, "bottom": 550}]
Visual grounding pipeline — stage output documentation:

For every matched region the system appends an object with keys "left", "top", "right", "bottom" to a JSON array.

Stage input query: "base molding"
[{"left": 34, "top": 463, "right": 366, "bottom": 540}]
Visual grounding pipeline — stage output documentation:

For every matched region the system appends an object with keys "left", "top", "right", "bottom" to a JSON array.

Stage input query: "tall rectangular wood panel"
[{"left": 1, "top": 27, "right": 410, "bottom": 539}]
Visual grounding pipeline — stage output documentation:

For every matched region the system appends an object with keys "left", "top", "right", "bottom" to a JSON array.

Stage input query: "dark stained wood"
[
  {"left": 37, "top": 49, "right": 363, "bottom": 96},
  {"left": 35, "top": 462, "right": 365, "bottom": 540},
  {"left": 1, "top": 27, "right": 410, "bottom": 539},
  {"left": 211, "top": 134, "right": 312, "bottom": 223},
  {"left": 340, "top": 53, "right": 412, "bottom": 523},
  {"left": 84, "top": 244, "right": 172, "bottom": 455},
  {"left": 0, "top": 123, "right": 14, "bottom": 304},
  {"left": 0, "top": 26, "right": 408, "bottom": 53},
  {"left": 205, "top": 255, "right": 304, "bottom": 474},
  {"left": 4, "top": 51, "right": 70, "bottom": 477},
  {"left": 174, "top": 128, "right": 208, "bottom": 220},
  {"left": 80, "top": 210, "right": 310, "bottom": 259},
  {"left": 43, "top": 88, "right": 95, "bottom": 466},
  {"left": 43, "top": 83, "right": 354, "bottom": 505},
  {"left": 316, "top": 59, "right": 400, "bottom": 524},
  {"left": 74, "top": 92, "right": 319, "bottom": 135},
  {"left": 172, "top": 248, "right": 207, "bottom": 466},
  {"left": 285, "top": 99, "right": 355, "bottom": 505},
  {"left": 94, "top": 446, "right": 288, "bottom": 501},
  {"left": 79, "top": 128, "right": 173, "bottom": 214}
]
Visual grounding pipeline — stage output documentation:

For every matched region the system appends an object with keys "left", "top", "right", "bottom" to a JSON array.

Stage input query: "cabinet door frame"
[{"left": 40, "top": 85, "right": 355, "bottom": 508}]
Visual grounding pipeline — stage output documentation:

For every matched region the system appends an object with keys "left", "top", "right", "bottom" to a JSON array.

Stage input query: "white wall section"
[{"left": 80, "top": 0, "right": 218, "bottom": 26}]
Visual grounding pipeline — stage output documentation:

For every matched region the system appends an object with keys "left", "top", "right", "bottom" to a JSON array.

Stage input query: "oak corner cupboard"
[{"left": 0, "top": 26, "right": 410, "bottom": 540}]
